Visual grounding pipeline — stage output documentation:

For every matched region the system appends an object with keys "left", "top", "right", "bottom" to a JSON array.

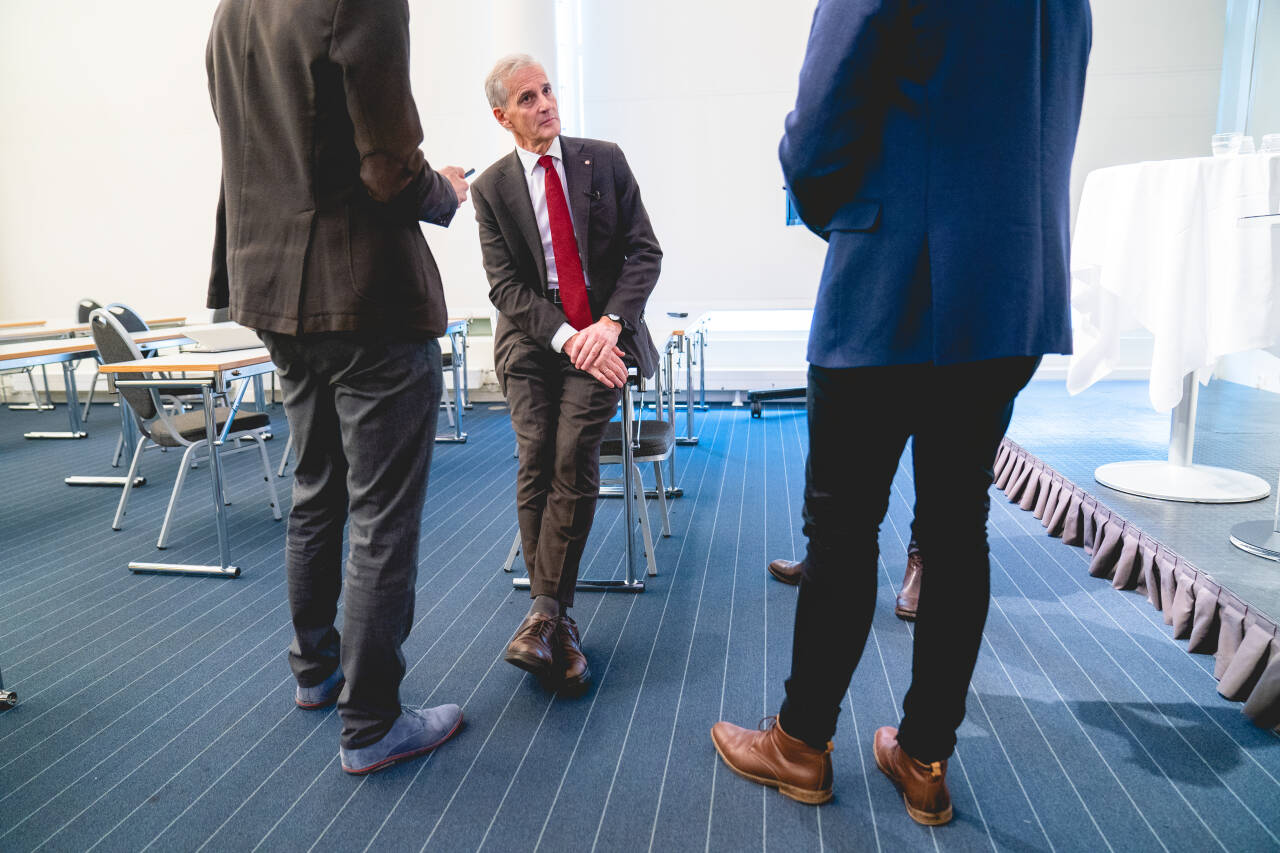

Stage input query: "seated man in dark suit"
[
  {"left": 472, "top": 55, "right": 662, "bottom": 693},
  {"left": 712, "top": 0, "right": 1091, "bottom": 824}
]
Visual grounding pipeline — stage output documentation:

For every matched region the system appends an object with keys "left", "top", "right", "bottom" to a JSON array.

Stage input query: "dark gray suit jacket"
[
  {"left": 206, "top": 0, "right": 459, "bottom": 339},
  {"left": 472, "top": 136, "right": 662, "bottom": 378}
]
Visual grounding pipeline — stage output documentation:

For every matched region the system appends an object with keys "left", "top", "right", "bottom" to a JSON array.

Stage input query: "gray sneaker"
[
  {"left": 295, "top": 667, "right": 345, "bottom": 710},
  {"left": 339, "top": 704, "right": 464, "bottom": 775}
]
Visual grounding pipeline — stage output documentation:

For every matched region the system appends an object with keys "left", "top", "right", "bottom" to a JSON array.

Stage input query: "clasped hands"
[{"left": 564, "top": 317, "right": 627, "bottom": 388}]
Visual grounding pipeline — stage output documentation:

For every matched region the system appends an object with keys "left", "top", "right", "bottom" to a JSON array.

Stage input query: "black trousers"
[
  {"left": 779, "top": 357, "right": 1038, "bottom": 762},
  {"left": 497, "top": 330, "right": 621, "bottom": 609},
  {"left": 260, "top": 332, "right": 441, "bottom": 750}
]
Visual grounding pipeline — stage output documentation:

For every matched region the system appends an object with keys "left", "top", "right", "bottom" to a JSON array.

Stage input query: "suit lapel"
[
  {"left": 497, "top": 150, "right": 548, "bottom": 290},
  {"left": 561, "top": 137, "right": 594, "bottom": 269}
]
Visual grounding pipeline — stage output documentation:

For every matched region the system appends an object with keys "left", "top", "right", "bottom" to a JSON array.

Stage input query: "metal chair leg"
[
  {"left": 113, "top": 439, "right": 148, "bottom": 529},
  {"left": 277, "top": 433, "right": 293, "bottom": 477},
  {"left": 158, "top": 443, "right": 201, "bottom": 548},
  {"left": 632, "top": 463, "right": 659, "bottom": 577},
  {"left": 653, "top": 461, "right": 672, "bottom": 537},
  {"left": 82, "top": 364, "right": 103, "bottom": 421},
  {"left": 503, "top": 530, "right": 521, "bottom": 573},
  {"left": 253, "top": 433, "right": 282, "bottom": 520}
]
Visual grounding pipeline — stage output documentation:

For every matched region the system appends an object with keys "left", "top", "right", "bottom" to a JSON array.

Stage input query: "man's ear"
[{"left": 492, "top": 106, "right": 511, "bottom": 130}]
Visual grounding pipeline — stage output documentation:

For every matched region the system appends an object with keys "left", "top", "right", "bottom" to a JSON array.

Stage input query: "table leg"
[
  {"left": 1093, "top": 374, "right": 1271, "bottom": 503},
  {"left": 129, "top": 385, "right": 240, "bottom": 577},
  {"left": 66, "top": 397, "right": 147, "bottom": 487},
  {"left": 435, "top": 331, "right": 467, "bottom": 443},
  {"left": 1229, "top": 467, "right": 1280, "bottom": 561},
  {"left": 25, "top": 361, "right": 88, "bottom": 439}
]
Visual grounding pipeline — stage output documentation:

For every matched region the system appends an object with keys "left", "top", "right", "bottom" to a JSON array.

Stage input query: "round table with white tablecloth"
[{"left": 1067, "top": 152, "right": 1280, "bottom": 504}]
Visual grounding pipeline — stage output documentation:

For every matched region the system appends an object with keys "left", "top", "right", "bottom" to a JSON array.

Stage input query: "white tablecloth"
[{"left": 1067, "top": 153, "right": 1280, "bottom": 411}]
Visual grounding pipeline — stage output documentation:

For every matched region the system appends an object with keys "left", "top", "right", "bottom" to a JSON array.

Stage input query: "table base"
[
  {"left": 600, "top": 485, "right": 683, "bottom": 499},
  {"left": 65, "top": 475, "right": 146, "bottom": 487},
  {"left": 1095, "top": 461, "right": 1271, "bottom": 503},
  {"left": 511, "top": 576, "right": 645, "bottom": 593},
  {"left": 128, "top": 561, "right": 240, "bottom": 578},
  {"left": 1229, "top": 520, "right": 1280, "bottom": 562}
]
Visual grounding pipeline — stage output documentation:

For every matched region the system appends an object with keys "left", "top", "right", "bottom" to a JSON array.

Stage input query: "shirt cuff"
[{"left": 550, "top": 323, "right": 576, "bottom": 353}]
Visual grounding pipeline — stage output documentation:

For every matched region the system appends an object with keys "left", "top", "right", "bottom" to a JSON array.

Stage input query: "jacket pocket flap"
[{"left": 825, "top": 201, "right": 881, "bottom": 233}]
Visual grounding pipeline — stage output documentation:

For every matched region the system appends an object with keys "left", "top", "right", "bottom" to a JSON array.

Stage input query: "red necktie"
[{"left": 538, "top": 154, "right": 592, "bottom": 330}]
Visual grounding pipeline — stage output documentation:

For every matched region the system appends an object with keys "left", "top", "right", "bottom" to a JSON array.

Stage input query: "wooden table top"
[
  {"left": 0, "top": 329, "right": 191, "bottom": 363},
  {"left": 98, "top": 347, "right": 271, "bottom": 375},
  {"left": 0, "top": 316, "right": 189, "bottom": 344}
]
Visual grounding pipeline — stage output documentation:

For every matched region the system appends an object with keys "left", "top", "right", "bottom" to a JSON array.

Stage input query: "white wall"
[
  {"left": 0, "top": 0, "right": 1244, "bottom": 394},
  {"left": 0, "top": 1, "right": 523, "bottom": 325},
  {"left": 577, "top": 1, "right": 827, "bottom": 342}
]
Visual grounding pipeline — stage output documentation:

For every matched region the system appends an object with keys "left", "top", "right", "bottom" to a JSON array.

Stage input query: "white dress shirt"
[{"left": 515, "top": 137, "right": 590, "bottom": 352}]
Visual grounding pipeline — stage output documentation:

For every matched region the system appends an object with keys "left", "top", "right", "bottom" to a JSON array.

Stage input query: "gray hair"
[{"left": 485, "top": 53, "right": 544, "bottom": 109}]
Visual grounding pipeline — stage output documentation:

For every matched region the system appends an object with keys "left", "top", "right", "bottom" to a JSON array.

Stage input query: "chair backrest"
[
  {"left": 76, "top": 298, "right": 102, "bottom": 323},
  {"left": 89, "top": 308, "right": 158, "bottom": 421},
  {"left": 104, "top": 303, "right": 149, "bottom": 333}
]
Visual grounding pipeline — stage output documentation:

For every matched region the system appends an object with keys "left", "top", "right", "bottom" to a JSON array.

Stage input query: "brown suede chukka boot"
[
  {"left": 710, "top": 716, "right": 833, "bottom": 804},
  {"left": 873, "top": 726, "right": 952, "bottom": 825}
]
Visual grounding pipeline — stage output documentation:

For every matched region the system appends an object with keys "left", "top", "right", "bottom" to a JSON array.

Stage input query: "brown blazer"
[
  {"left": 206, "top": 0, "right": 458, "bottom": 338},
  {"left": 472, "top": 136, "right": 662, "bottom": 378}
]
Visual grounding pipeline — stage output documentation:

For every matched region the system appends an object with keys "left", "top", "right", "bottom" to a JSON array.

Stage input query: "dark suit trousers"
[
  {"left": 260, "top": 332, "right": 441, "bottom": 750},
  {"left": 778, "top": 357, "right": 1038, "bottom": 763},
  {"left": 499, "top": 331, "right": 621, "bottom": 608}
]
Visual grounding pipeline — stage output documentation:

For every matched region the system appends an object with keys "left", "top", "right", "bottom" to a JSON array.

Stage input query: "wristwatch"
[{"left": 605, "top": 313, "right": 623, "bottom": 326}]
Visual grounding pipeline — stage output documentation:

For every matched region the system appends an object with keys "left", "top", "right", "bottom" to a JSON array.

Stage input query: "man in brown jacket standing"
[{"left": 207, "top": 0, "right": 470, "bottom": 775}]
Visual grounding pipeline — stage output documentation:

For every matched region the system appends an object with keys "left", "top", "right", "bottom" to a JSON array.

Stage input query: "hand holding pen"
[{"left": 439, "top": 166, "right": 475, "bottom": 205}]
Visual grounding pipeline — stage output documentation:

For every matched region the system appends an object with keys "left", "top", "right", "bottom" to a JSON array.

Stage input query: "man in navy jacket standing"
[{"left": 712, "top": 0, "right": 1091, "bottom": 824}]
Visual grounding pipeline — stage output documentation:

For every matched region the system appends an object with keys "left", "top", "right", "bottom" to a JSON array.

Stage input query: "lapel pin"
[{"left": 584, "top": 160, "right": 590, "bottom": 165}]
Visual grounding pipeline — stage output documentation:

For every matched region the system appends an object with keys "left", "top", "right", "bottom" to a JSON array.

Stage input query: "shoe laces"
[{"left": 517, "top": 614, "right": 557, "bottom": 642}]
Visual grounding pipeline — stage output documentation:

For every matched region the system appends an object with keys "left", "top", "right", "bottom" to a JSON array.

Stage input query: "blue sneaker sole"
[{"left": 341, "top": 711, "right": 465, "bottom": 775}]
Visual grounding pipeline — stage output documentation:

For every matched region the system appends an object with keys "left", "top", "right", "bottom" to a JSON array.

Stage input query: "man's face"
[{"left": 494, "top": 64, "right": 560, "bottom": 153}]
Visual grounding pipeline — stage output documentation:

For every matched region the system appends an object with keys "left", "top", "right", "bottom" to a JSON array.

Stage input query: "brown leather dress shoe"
[
  {"left": 556, "top": 614, "right": 591, "bottom": 694},
  {"left": 710, "top": 716, "right": 833, "bottom": 804},
  {"left": 504, "top": 612, "right": 558, "bottom": 678},
  {"left": 873, "top": 726, "right": 952, "bottom": 825},
  {"left": 895, "top": 552, "right": 923, "bottom": 621},
  {"left": 767, "top": 558, "right": 803, "bottom": 585}
]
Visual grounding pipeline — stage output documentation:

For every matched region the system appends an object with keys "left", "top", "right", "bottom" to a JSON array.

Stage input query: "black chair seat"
[
  {"left": 149, "top": 407, "right": 270, "bottom": 446},
  {"left": 600, "top": 419, "right": 674, "bottom": 458},
  {"left": 442, "top": 351, "right": 455, "bottom": 367}
]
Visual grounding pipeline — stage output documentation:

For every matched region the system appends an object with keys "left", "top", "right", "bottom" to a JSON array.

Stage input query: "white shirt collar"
[{"left": 515, "top": 136, "right": 563, "bottom": 177}]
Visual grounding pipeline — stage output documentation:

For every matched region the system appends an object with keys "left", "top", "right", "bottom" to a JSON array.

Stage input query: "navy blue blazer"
[{"left": 781, "top": 0, "right": 1091, "bottom": 368}]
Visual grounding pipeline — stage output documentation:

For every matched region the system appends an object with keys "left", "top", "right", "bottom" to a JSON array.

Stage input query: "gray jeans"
[{"left": 260, "top": 331, "right": 441, "bottom": 749}]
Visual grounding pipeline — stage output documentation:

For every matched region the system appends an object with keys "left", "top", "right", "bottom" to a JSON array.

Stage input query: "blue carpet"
[{"left": 0, "top": 398, "right": 1278, "bottom": 852}]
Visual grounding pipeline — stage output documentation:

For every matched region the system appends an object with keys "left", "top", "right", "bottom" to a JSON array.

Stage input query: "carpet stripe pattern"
[{"left": 0, "top": 401, "right": 1277, "bottom": 851}]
